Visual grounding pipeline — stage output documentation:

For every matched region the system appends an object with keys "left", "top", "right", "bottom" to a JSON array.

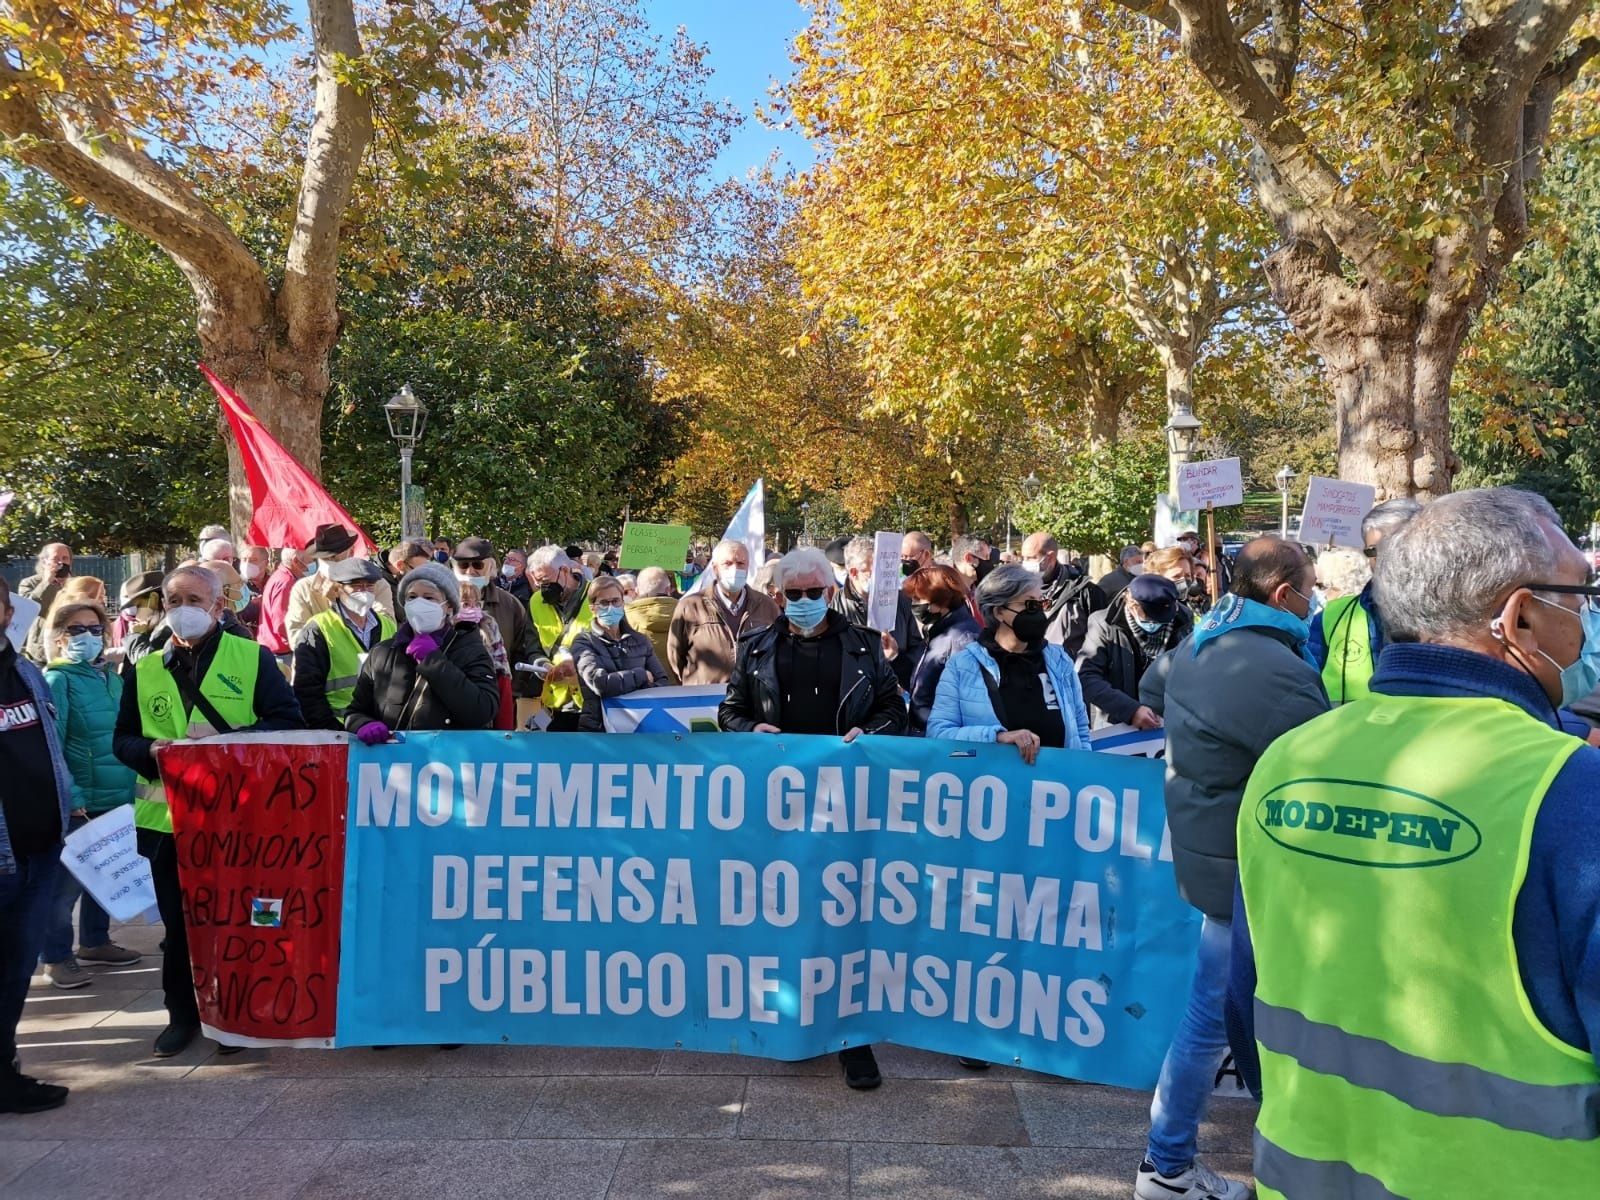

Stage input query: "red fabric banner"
[
  {"left": 200, "top": 364, "right": 375, "bottom": 556},
  {"left": 159, "top": 735, "right": 349, "bottom": 1044}
]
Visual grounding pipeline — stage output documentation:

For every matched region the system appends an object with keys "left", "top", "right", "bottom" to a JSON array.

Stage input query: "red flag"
[{"left": 201, "top": 365, "right": 375, "bottom": 555}]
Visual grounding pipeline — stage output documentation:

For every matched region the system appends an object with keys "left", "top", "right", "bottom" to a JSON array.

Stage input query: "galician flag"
[
  {"left": 688, "top": 478, "right": 765, "bottom": 594},
  {"left": 201, "top": 365, "right": 375, "bottom": 555},
  {"left": 602, "top": 685, "right": 727, "bottom": 734}
]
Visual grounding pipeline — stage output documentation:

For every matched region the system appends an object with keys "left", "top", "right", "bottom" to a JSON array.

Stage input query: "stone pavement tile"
[
  {"left": 425, "top": 1045, "right": 664, "bottom": 1077},
  {"left": 90, "top": 987, "right": 169, "bottom": 1028},
  {"left": 521, "top": 1076, "right": 746, "bottom": 1140},
  {"left": 850, "top": 1145, "right": 1254, "bottom": 1200},
  {"left": 299, "top": 1138, "right": 622, "bottom": 1200},
  {"left": 18, "top": 989, "right": 131, "bottom": 1033},
  {"left": 4, "top": 1137, "right": 338, "bottom": 1200},
  {"left": 870, "top": 1043, "right": 1065, "bottom": 1083},
  {"left": 0, "top": 1077, "right": 291, "bottom": 1141},
  {"left": 1013, "top": 1084, "right": 1257, "bottom": 1156},
  {"left": 12, "top": 1026, "right": 216, "bottom": 1084},
  {"left": 608, "top": 1138, "right": 848, "bottom": 1199},
  {"left": 243, "top": 1077, "right": 545, "bottom": 1140},
  {"left": 739, "top": 1077, "right": 1027, "bottom": 1146},
  {"left": 657, "top": 1050, "right": 835, "bottom": 1078},
  {"left": 0, "top": 1139, "right": 61, "bottom": 1187},
  {"left": 192, "top": 1045, "right": 440, "bottom": 1079}
]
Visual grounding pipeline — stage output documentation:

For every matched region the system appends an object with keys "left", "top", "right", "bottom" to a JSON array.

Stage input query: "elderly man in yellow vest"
[
  {"left": 1232, "top": 487, "right": 1600, "bottom": 1199},
  {"left": 525, "top": 545, "right": 592, "bottom": 731},
  {"left": 112, "top": 565, "right": 304, "bottom": 1059},
  {"left": 1307, "top": 498, "right": 1422, "bottom": 703},
  {"left": 291, "top": 558, "right": 395, "bottom": 730}
]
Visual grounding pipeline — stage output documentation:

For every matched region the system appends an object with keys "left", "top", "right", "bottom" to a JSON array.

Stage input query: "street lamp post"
[
  {"left": 1165, "top": 406, "right": 1203, "bottom": 501},
  {"left": 384, "top": 384, "right": 428, "bottom": 540},
  {"left": 1009, "top": 472, "right": 1042, "bottom": 554},
  {"left": 1274, "top": 465, "right": 1298, "bottom": 537},
  {"left": 800, "top": 501, "right": 812, "bottom": 548}
]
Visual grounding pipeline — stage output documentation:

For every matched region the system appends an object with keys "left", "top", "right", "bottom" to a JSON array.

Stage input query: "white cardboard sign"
[
  {"left": 60, "top": 804, "right": 159, "bottom": 922},
  {"left": 4, "top": 592, "right": 40, "bottom": 652},
  {"left": 1299, "top": 476, "right": 1377, "bottom": 549},
  {"left": 868, "top": 531, "right": 905, "bottom": 634},
  {"left": 1176, "top": 458, "right": 1245, "bottom": 510}
]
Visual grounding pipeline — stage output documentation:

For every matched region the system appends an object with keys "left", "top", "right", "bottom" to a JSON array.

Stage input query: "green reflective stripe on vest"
[
  {"left": 1255, "top": 998, "right": 1600, "bottom": 1140},
  {"left": 1319, "top": 594, "right": 1373, "bottom": 704},
  {"left": 132, "top": 633, "right": 262, "bottom": 834},
  {"left": 528, "top": 589, "right": 590, "bottom": 712},
  {"left": 310, "top": 608, "right": 394, "bottom": 716},
  {"left": 1240, "top": 695, "right": 1598, "bottom": 1199}
]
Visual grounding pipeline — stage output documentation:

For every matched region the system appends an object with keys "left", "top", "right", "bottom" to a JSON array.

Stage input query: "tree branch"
[
  {"left": 277, "top": 0, "right": 374, "bottom": 355},
  {"left": 0, "top": 66, "right": 271, "bottom": 338}
]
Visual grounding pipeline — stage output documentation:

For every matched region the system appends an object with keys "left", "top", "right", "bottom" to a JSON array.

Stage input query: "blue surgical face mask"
[
  {"left": 785, "top": 596, "right": 829, "bottom": 632},
  {"left": 595, "top": 603, "right": 624, "bottom": 629},
  {"left": 1134, "top": 616, "right": 1166, "bottom": 635},
  {"left": 1532, "top": 596, "right": 1600, "bottom": 706},
  {"left": 65, "top": 633, "right": 103, "bottom": 663}
]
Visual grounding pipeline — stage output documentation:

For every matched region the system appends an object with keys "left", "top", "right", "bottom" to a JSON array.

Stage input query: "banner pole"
[{"left": 1206, "top": 502, "right": 1220, "bottom": 606}]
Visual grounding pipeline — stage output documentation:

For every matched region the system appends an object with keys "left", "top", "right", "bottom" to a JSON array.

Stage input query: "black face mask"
[
  {"left": 1010, "top": 606, "right": 1050, "bottom": 644},
  {"left": 901, "top": 560, "right": 918, "bottom": 578},
  {"left": 539, "top": 581, "right": 564, "bottom": 606},
  {"left": 974, "top": 556, "right": 997, "bottom": 581},
  {"left": 910, "top": 601, "right": 935, "bottom": 628}
]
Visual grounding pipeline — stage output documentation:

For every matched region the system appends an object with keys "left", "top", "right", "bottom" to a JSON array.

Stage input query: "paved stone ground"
[{"left": 0, "top": 922, "right": 1257, "bottom": 1198}]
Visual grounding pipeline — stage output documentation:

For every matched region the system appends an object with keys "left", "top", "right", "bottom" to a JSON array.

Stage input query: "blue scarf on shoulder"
[{"left": 1191, "top": 593, "right": 1317, "bottom": 667}]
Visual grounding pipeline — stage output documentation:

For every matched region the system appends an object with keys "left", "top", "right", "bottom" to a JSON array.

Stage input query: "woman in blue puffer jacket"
[
  {"left": 927, "top": 565, "right": 1092, "bottom": 762},
  {"left": 39, "top": 601, "right": 142, "bottom": 989}
]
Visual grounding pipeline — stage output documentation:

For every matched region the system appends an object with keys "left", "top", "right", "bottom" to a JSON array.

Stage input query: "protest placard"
[
  {"left": 1299, "top": 476, "right": 1377, "bottom": 549},
  {"left": 1175, "top": 458, "right": 1244, "bottom": 510},
  {"left": 4, "top": 592, "right": 40, "bottom": 652},
  {"left": 59, "top": 805, "right": 158, "bottom": 921},
  {"left": 619, "top": 521, "right": 694, "bottom": 571},
  {"left": 162, "top": 731, "right": 1199, "bottom": 1085},
  {"left": 868, "top": 531, "right": 904, "bottom": 633}
]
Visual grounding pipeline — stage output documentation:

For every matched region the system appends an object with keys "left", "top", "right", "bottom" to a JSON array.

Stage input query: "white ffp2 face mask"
[
  {"left": 166, "top": 604, "right": 215, "bottom": 642},
  {"left": 342, "top": 591, "right": 376, "bottom": 619},
  {"left": 404, "top": 598, "right": 446, "bottom": 633}
]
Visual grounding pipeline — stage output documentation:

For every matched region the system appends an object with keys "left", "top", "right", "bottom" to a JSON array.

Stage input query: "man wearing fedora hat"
[
  {"left": 293, "top": 558, "right": 396, "bottom": 730},
  {"left": 114, "top": 570, "right": 167, "bottom": 666},
  {"left": 284, "top": 524, "right": 395, "bottom": 649}
]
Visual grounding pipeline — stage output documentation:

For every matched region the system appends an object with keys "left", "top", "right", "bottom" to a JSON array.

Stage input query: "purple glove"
[
  {"left": 405, "top": 632, "right": 440, "bottom": 663},
  {"left": 355, "top": 721, "right": 390, "bottom": 746}
]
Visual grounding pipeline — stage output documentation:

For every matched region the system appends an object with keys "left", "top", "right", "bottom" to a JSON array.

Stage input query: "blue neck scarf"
[{"left": 1192, "top": 593, "right": 1316, "bottom": 667}]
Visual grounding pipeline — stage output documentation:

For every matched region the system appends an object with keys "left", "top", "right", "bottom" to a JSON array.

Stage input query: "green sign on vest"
[{"left": 1239, "top": 694, "right": 1599, "bottom": 1199}]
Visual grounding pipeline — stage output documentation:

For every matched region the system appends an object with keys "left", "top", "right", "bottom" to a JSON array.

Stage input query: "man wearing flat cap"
[
  {"left": 292, "top": 558, "right": 396, "bottom": 730},
  {"left": 284, "top": 524, "right": 395, "bottom": 648},
  {"left": 1075, "top": 573, "right": 1193, "bottom": 730},
  {"left": 449, "top": 537, "right": 537, "bottom": 698}
]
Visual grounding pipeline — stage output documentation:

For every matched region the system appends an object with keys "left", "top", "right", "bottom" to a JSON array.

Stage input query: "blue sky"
[{"left": 644, "top": 0, "right": 814, "bottom": 177}]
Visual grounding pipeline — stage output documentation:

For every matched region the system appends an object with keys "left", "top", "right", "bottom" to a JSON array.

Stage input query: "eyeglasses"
[
  {"left": 64, "top": 624, "right": 104, "bottom": 637},
  {"left": 458, "top": 558, "right": 487, "bottom": 570},
  {"left": 784, "top": 586, "right": 828, "bottom": 601},
  {"left": 1525, "top": 582, "right": 1600, "bottom": 614},
  {"left": 592, "top": 598, "right": 623, "bottom": 611},
  {"left": 1006, "top": 598, "right": 1045, "bottom": 614}
]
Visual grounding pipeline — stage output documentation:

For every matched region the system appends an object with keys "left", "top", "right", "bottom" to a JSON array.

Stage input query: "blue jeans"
[
  {"left": 40, "top": 814, "right": 111, "bottom": 964},
  {"left": 0, "top": 852, "right": 61, "bottom": 1069},
  {"left": 1146, "top": 915, "right": 1232, "bottom": 1176}
]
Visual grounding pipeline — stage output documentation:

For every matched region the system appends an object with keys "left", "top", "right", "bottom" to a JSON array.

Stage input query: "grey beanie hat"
[{"left": 398, "top": 562, "right": 461, "bottom": 612}]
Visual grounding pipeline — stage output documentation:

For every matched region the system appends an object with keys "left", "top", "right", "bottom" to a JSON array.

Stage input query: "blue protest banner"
[{"left": 337, "top": 732, "right": 1198, "bottom": 1088}]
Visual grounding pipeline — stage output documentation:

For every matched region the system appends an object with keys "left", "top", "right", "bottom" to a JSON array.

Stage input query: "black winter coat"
[
  {"left": 1042, "top": 567, "right": 1107, "bottom": 659},
  {"left": 719, "top": 612, "right": 907, "bottom": 736},
  {"left": 830, "top": 582, "right": 927, "bottom": 690},
  {"left": 1075, "top": 591, "right": 1194, "bottom": 726},
  {"left": 344, "top": 621, "right": 499, "bottom": 733}
]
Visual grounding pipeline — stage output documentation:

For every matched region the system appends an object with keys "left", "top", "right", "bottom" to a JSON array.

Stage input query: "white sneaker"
[{"left": 1134, "top": 1157, "right": 1251, "bottom": 1200}]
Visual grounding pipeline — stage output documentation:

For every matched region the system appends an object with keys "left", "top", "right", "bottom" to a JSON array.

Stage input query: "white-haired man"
[
  {"left": 526, "top": 545, "right": 591, "bottom": 730},
  {"left": 627, "top": 566, "right": 681, "bottom": 682},
  {"left": 113, "top": 565, "right": 303, "bottom": 1058},
  {"left": 1229, "top": 487, "right": 1600, "bottom": 1200},
  {"left": 718, "top": 546, "right": 906, "bottom": 1092},
  {"left": 668, "top": 538, "right": 780, "bottom": 686}
]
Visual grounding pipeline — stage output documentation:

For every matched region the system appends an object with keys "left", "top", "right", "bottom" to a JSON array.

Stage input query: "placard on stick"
[
  {"left": 1299, "top": 477, "right": 1377, "bottom": 549},
  {"left": 867, "top": 531, "right": 904, "bottom": 633},
  {"left": 619, "top": 521, "right": 694, "bottom": 571},
  {"left": 1175, "top": 458, "right": 1245, "bottom": 511}
]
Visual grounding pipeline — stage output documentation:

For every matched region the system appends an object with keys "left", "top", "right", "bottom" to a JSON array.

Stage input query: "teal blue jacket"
[{"left": 45, "top": 658, "right": 136, "bottom": 814}]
